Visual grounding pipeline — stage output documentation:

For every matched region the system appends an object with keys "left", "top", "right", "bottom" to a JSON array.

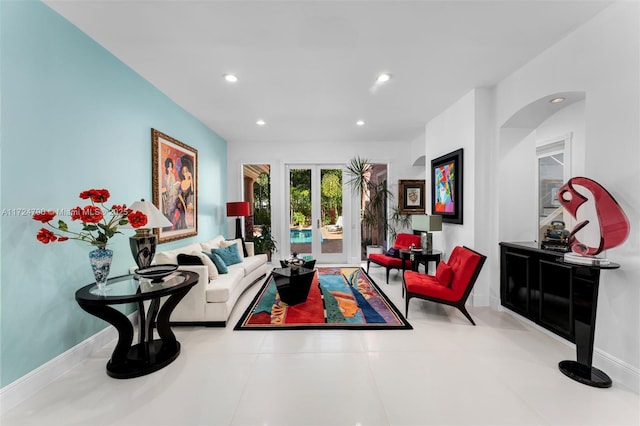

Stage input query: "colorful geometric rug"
[{"left": 234, "top": 267, "right": 412, "bottom": 330}]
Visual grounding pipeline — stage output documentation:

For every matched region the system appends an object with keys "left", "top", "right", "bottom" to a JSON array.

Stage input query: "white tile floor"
[{"left": 3, "top": 264, "right": 639, "bottom": 426}]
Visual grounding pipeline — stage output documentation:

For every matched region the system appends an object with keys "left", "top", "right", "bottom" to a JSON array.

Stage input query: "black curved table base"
[
  {"left": 78, "top": 287, "right": 190, "bottom": 379},
  {"left": 107, "top": 340, "right": 180, "bottom": 379},
  {"left": 76, "top": 272, "right": 197, "bottom": 379}
]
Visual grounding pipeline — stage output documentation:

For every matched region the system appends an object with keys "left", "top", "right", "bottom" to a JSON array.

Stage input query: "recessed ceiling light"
[
  {"left": 256, "top": 119, "right": 266, "bottom": 126},
  {"left": 550, "top": 97, "right": 565, "bottom": 103},
  {"left": 356, "top": 120, "right": 365, "bottom": 126},
  {"left": 376, "top": 73, "right": 392, "bottom": 84},
  {"left": 224, "top": 74, "right": 238, "bottom": 83}
]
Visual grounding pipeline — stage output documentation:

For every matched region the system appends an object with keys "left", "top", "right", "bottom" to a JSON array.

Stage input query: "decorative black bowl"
[{"left": 135, "top": 264, "right": 178, "bottom": 283}]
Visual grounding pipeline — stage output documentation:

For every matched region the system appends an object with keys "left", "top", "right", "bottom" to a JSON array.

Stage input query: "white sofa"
[{"left": 152, "top": 235, "right": 268, "bottom": 326}]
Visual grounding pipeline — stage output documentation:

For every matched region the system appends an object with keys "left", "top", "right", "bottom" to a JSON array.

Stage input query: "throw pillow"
[
  {"left": 177, "top": 253, "right": 204, "bottom": 266},
  {"left": 154, "top": 251, "right": 176, "bottom": 265},
  {"left": 212, "top": 244, "right": 243, "bottom": 266},
  {"left": 188, "top": 250, "right": 218, "bottom": 280},
  {"left": 221, "top": 238, "right": 245, "bottom": 259},
  {"left": 386, "top": 247, "right": 400, "bottom": 258},
  {"left": 202, "top": 251, "right": 228, "bottom": 274},
  {"left": 435, "top": 261, "right": 454, "bottom": 287}
]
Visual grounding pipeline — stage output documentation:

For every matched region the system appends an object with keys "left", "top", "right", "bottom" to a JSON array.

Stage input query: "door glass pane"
[
  {"left": 320, "top": 168, "right": 343, "bottom": 254},
  {"left": 289, "top": 168, "right": 312, "bottom": 255}
]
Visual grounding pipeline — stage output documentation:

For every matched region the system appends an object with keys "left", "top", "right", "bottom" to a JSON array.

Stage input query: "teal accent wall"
[{"left": 0, "top": 1, "right": 228, "bottom": 387}]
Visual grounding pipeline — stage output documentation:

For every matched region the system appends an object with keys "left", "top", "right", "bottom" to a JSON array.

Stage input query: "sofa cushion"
[
  {"left": 155, "top": 242, "right": 202, "bottom": 265},
  {"left": 212, "top": 244, "right": 243, "bottom": 266},
  {"left": 242, "top": 253, "right": 268, "bottom": 275},
  {"left": 435, "top": 261, "right": 454, "bottom": 287},
  {"left": 405, "top": 270, "right": 455, "bottom": 301},
  {"left": 203, "top": 251, "right": 228, "bottom": 274},
  {"left": 205, "top": 268, "right": 244, "bottom": 302},
  {"left": 187, "top": 250, "right": 218, "bottom": 280},
  {"left": 368, "top": 252, "right": 407, "bottom": 268},
  {"left": 393, "top": 233, "right": 421, "bottom": 250}
]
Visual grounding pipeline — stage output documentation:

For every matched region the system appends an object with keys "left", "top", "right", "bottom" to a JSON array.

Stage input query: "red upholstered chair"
[
  {"left": 366, "top": 233, "right": 421, "bottom": 284},
  {"left": 404, "top": 246, "right": 486, "bottom": 325}
]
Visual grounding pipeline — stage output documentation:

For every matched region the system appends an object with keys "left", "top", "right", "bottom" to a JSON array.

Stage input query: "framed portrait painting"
[
  {"left": 431, "top": 148, "right": 463, "bottom": 224},
  {"left": 152, "top": 128, "right": 198, "bottom": 243},
  {"left": 398, "top": 180, "right": 426, "bottom": 214}
]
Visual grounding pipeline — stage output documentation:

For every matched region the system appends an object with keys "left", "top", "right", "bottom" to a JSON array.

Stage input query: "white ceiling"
[{"left": 44, "top": 0, "right": 611, "bottom": 145}]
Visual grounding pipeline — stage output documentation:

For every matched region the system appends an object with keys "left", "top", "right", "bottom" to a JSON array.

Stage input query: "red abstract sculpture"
[{"left": 557, "top": 177, "right": 630, "bottom": 256}]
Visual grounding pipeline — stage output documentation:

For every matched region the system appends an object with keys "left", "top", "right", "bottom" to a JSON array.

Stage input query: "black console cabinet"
[
  {"left": 500, "top": 241, "right": 620, "bottom": 388},
  {"left": 500, "top": 242, "right": 574, "bottom": 341}
]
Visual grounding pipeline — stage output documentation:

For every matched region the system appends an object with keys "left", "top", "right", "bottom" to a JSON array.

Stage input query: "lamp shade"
[
  {"left": 411, "top": 214, "right": 443, "bottom": 232},
  {"left": 124, "top": 199, "right": 173, "bottom": 229},
  {"left": 226, "top": 201, "right": 250, "bottom": 217}
]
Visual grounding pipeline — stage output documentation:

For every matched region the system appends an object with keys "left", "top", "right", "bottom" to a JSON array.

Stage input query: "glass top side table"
[{"left": 75, "top": 271, "right": 198, "bottom": 379}]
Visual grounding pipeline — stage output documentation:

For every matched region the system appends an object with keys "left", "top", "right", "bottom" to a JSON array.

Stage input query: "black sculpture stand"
[
  {"left": 557, "top": 261, "right": 619, "bottom": 388},
  {"left": 75, "top": 271, "right": 198, "bottom": 379}
]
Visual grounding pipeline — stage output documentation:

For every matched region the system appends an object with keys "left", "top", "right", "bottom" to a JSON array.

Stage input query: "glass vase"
[{"left": 89, "top": 247, "right": 113, "bottom": 295}]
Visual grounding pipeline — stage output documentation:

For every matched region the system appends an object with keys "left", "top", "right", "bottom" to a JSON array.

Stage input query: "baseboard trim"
[
  {"left": 500, "top": 308, "right": 639, "bottom": 394},
  {"left": 0, "top": 313, "right": 137, "bottom": 415}
]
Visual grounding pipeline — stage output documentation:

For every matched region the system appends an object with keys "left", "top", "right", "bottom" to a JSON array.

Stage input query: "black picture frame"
[{"left": 431, "top": 148, "right": 463, "bottom": 224}]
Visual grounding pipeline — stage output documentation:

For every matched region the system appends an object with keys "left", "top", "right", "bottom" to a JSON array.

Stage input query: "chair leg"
[
  {"left": 405, "top": 295, "right": 410, "bottom": 318},
  {"left": 385, "top": 267, "right": 390, "bottom": 284},
  {"left": 366, "top": 260, "right": 370, "bottom": 274},
  {"left": 457, "top": 304, "right": 476, "bottom": 326}
]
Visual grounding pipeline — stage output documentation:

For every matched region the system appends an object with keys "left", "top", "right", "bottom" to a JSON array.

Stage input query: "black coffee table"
[
  {"left": 272, "top": 267, "right": 316, "bottom": 305},
  {"left": 75, "top": 271, "right": 198, "bottom": 379}
]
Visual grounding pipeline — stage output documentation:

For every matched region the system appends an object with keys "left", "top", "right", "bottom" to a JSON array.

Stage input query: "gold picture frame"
[
  {"left": 152, "top": 128, "right": 198, "bottom": 243},
  {"left": 398, "top": 180, "right": 426, "bottom": 214}
]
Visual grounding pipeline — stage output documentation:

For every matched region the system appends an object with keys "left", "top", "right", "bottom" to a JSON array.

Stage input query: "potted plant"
[
  {"left": 346, "top": 156, "right": 394, "bottom": 257},
  {"left": 388, "top": 207, "right": 412, "bottom": 242},
  {"left": 247, "top": 223, "right": 278, "bottom": 262}
]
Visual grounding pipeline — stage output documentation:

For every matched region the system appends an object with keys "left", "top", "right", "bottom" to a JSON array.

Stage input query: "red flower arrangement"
[{"left": 33, "top": 189, "right": 148, "bottom": 248}]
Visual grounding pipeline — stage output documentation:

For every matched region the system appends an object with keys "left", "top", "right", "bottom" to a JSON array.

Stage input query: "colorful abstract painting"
[
  {"left": 431, "top": 148, "right": 463, "bottom": 224},
  {"left": 434, "top": 162, "right": 455, "bottom": 213},
  {"left": 234, "top": 267, "right": 412, "bottom": 330}
]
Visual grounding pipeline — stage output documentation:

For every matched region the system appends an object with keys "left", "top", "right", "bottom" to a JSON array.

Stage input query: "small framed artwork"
[
  {"left": 431, "top": 148, "right": 463, "bottom": 224},
  {"left": 152, "top": 128, "right": 198, "bottom": 243},
  {"left": 398, "top": 180, "right": 426, "bottom": 214}
]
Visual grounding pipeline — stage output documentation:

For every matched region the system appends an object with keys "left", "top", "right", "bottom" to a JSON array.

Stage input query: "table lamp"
[
  {"left": 124, "top": 199, "right": 173, "bottom": 269},
  {"left": 226, "top": 201, "right": 250, "bottom": 256},
  {"left": 411, "top": 214, "right": 442, "bottom": 253}
]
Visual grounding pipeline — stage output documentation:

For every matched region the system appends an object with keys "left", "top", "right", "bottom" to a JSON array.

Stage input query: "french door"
[{"left": 285, "top": 164, "right": 347, "bottom": 264}]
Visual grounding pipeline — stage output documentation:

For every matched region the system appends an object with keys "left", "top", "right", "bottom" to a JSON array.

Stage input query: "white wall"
[
  {"left": 424, "top": 89, "right": 494, "bottom": 305},
  {"left": 427, "top": 1, "right": 638, "bottom": 391},
  {"left": 226, "top": 140, "right": 424, "bottom": 263},
  {"left": 537, "top": 100, "right": 586, "bottom": 178},
  {"left": 497, "top": 1, "right": 639, "bottom": 392}
]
